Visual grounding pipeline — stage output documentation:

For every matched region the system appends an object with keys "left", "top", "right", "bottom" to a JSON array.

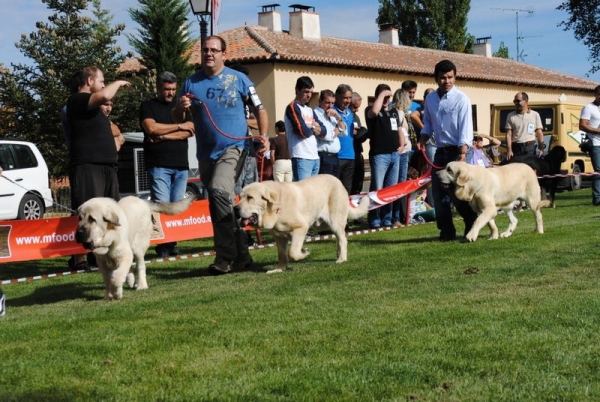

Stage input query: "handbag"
[
  {"left": 580, "top": 135, "right": 593, "bottom": 153},
  {"left": 405, "top": 110, "right": 417, "bottom": 148}
]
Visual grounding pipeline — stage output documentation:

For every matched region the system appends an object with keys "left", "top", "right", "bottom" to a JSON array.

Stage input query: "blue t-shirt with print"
[{"left": 180, "top": 67, "right": 252, "bottom": 161}]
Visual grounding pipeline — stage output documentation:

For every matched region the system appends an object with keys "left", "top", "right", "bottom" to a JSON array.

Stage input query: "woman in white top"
[{"left": 390, "top": 88, "right": 412, "bottom": 225}]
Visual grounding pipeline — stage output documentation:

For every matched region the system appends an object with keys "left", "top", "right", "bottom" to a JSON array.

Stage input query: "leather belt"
[
  {"left": 516, "top": 140, "right": 535, "bottom": 145},
  {"left": 436, "top": 146, "right": 459, "bottom": 153}
]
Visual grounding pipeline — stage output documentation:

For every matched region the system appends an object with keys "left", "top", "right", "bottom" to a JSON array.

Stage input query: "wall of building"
[{"left": 246, "top": 62, "right": 593, "bottom": 155}]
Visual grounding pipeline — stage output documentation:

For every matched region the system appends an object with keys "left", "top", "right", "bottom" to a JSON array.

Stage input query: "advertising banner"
[
  {"left": 1, "top": 171, "right": 432, "bottom": 264},
  {"left": 0, "top": 199, "right": 214, "bottom": 263}
]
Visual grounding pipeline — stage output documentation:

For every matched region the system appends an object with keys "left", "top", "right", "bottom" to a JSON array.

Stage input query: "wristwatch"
[{"left": 539, "top": 143, "right": 546, "bottom": 149}]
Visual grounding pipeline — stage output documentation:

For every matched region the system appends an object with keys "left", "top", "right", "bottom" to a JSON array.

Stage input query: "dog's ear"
[
  {"left": 264, "top": 189, "right": 278, "bottom": 205},
  {"left": 454, "top": 166, "right": 477, "bottom": 201},
  {"left": 103, "top": 208, "right": 121, "bottom": 227},
  {"left": 455, "top": 166, "right": 470, "bottom": 187}
]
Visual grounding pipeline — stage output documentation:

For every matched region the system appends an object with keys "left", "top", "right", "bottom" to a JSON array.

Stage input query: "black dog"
[{"left": 501, "top": 146, "right": 567, "bottom": 207}]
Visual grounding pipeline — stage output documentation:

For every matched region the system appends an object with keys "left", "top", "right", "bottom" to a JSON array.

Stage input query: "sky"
[{"left": 1, "top": 0, "right": 598, "bottom": 82}]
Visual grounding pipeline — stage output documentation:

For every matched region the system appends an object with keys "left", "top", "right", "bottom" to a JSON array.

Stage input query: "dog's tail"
[
  {"left": 538, "top": 199, "right": 552, "bottom": 209},
  {"left": 149, "top": 195, "right": 197, "bottom": 215},
  {"left": 348, "top": 195, "right": 370, "bottom": 220}
]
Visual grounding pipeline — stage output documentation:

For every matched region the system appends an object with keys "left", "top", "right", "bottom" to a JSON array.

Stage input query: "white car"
[{"left": 0, "top": 140, "right": 53, "bottom": 220}]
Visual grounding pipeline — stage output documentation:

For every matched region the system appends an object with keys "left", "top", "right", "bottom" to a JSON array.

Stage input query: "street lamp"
[{"left": 189, "top": 0, "right": 212, "bottom": 45}]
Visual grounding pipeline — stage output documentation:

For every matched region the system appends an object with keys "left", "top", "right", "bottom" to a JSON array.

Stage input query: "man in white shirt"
[
  {"left": 314, "top": 89, "right": 343, "bottom": 176},
  {"left": 417, "top": 59, "right": 477, "bottom": 241},
  {"left": 579, "top": 85, "right": 600, "bottom": 205}
]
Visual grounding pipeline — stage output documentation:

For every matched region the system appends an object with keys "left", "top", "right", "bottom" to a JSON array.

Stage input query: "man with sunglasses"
[
  {"left": 173, "top": 36, "right": 269, "bottom": 275},
  {"left": 505, "top": 92, "right": 544, "bottom": 159}
]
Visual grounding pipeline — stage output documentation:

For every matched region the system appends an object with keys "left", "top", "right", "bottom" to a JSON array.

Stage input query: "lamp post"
[{"left": 189, "top": 0, "right": 212, "bottom": 45}]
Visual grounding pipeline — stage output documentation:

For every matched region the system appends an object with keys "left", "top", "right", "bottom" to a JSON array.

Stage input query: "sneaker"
[
  {"left": 156, "top": 245, "right": 169, "bottom": 258},
  {"left": 168, "top": 248, "right": 181, "bottom": 257},
  {"left": 208, "top": 258, "right": 232, "bottom": 275},
  {"left": 86, "top": 252, "right": 97, "bottom": 267},
  {"left": 438, "top": 234, "right": 457, "bottom": 242},
  {"left": 232, "top": 255, "right": 254, "bottom": 271},
  {"left": 68, "top": 257, "right": 91, "bottom": 270},
  {"left": 0, "top": 289, "right": 5, "bottom": 317}
]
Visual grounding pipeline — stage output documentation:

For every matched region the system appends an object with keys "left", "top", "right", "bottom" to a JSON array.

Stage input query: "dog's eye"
[
  {"left": 247, "top": 196, "right": 253, "bottom": 201},
  {"left": 87, "top": 216, "right": 96, "bottom": 224}
]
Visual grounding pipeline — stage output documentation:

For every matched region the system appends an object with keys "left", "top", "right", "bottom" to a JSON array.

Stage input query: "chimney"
[
  {"left": 378, "top": 23, "right": 399, "bottom": 46},
  {"left": 258, "top": 3, "right": 282, "bottom": 33},
  {"left": 289, "top": 4, "right": 320, "bottom": 41},
  {"left": 473, "top": 36, "right": 492, "bottom": 58}
]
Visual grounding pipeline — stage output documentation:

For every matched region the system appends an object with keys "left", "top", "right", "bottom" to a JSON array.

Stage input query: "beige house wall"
[{"left": 246, "top": 63, "right": 592, "bottom": 156}]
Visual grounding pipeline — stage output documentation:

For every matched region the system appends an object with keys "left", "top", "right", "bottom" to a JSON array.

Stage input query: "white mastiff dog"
[
  {"left": 436, "top": 162, "right": 550, "bottom": 242},
  {"left": 236, "top": 175, "right": 370, "bottom": 273},
  {"left": 76, "top": 196, "right": 195, "bottom": 300}
]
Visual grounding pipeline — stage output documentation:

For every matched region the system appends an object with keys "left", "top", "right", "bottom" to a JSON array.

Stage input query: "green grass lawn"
[{"left": 1, "top": 188, "right": 600, "bottom": 401}]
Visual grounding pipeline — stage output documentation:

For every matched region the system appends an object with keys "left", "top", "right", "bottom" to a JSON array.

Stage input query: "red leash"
[
  {"left": 419, "top": 147, "right": 445, "bottom": 170},
  {"left": 185, "top": 94, "right": 263, "bottom": 141}
]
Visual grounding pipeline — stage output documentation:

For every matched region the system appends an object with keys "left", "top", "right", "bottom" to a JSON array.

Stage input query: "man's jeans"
[
  {"left": 392, "top": 151, "right": 410, "bottom": 224},
  {"left": 368, "top": 152, "right": 399, "bottom": 227},
  {"left": 148, "top": 167, "right": 188, "bottom": 202},
  {"left": 148, "top": 167, "right": 188, "bottom": 254},
  {"left": 292, "top": 158, "right": 320, "bottom": 181},
  {"left": 592, "top": 145, "right": 600, "bottom": 204}
]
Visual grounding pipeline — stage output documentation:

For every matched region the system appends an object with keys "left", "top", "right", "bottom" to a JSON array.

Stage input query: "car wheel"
[
  {"left": 569, "top": 164, "right": 582, "bottom": 191},
  {"left": 17, "top": 194, "right": 44, "bottom": 220}
]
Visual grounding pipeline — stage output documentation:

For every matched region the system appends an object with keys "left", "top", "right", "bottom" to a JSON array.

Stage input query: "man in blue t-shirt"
[{"left": 173, "top": 36, "right": 269, "bottom": 275}]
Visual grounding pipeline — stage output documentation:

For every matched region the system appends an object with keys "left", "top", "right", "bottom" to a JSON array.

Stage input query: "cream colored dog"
[
  {"left": 236, "top": 174, "right": 370, "bottom": 273},
  {"left": 76, "top": 196, "right": 195, "bottom": 300},
  {"left": 436, "top": 162, "right": 550, "bottom": 242}
]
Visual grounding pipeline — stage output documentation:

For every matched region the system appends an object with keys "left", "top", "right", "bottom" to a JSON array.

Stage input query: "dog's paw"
[
  {"left": 266, "top": 268, "right": 284, "bottom": 274},
  {"left": 465, "top": 233, "right": 478, "bottom": 242},
  {"left": 94, "top": 247, "right": 110, "bottom": 255}
]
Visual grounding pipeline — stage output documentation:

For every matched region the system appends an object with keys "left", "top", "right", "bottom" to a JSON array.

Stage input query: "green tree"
[
  {"left": 557, "top": 0, "right": 600, "bottom": 75},
  {"left": 493, "top": 41, "right": 510, "bottom": 59},
  {"left": 377, "top": 0, "right": 475, "bottom": 53},
  {"left": 0, "top": 0, "right": 126, "bottom": 175},
  {"left": 127, "top": 0, "right": 196, "bottom": 84}
]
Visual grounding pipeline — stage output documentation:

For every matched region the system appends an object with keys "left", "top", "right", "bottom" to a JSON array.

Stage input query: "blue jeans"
[
  {"left": 148, "top": 167, "right": 188, "bottom": 202},
  {"left": 392, "top": 152, "right": 410, "bottom": 224},
  {"left": 592, "top": 146, "right": 600, "bottom": 204},
  {"left": 368, "top": 152, "right": 399, "bottom": 227},
  {"left": 234, "top": 156, "right": 258, "bottom": 195},
  {"left": 292, "top": 158, "right": 320, "bottom": 181}
]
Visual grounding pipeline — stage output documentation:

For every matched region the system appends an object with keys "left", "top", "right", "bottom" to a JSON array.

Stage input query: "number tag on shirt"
[
  {"left": 527, "top": 123, "right": 535, "bottom": 134},
  {"left": 390, "top": 118, "right": 398, "bottom": 131}
]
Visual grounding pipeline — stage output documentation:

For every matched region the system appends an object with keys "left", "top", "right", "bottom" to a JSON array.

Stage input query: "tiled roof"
[{"left": 123, "top": 25, "right": 598, "bottom": 92}]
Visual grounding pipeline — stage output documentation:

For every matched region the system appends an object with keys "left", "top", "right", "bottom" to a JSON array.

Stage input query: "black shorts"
[{"left": 70, "top": 163, "right": 119, "bottom": 210}]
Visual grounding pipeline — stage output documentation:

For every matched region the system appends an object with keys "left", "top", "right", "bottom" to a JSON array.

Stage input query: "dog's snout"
[{"left": 75, "top": 227, "right": 87, "bottom": 243}]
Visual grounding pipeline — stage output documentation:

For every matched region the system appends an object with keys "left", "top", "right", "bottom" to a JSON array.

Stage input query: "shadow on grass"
[
  {"left": 353, "top": 235, "right": 446, "bottom": 246},
  {"left": 8, "top": 280, "right": 103, "bottom": 307},
  {"left": 150, "top": 261, "right": 270, "bottom": 281}
]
